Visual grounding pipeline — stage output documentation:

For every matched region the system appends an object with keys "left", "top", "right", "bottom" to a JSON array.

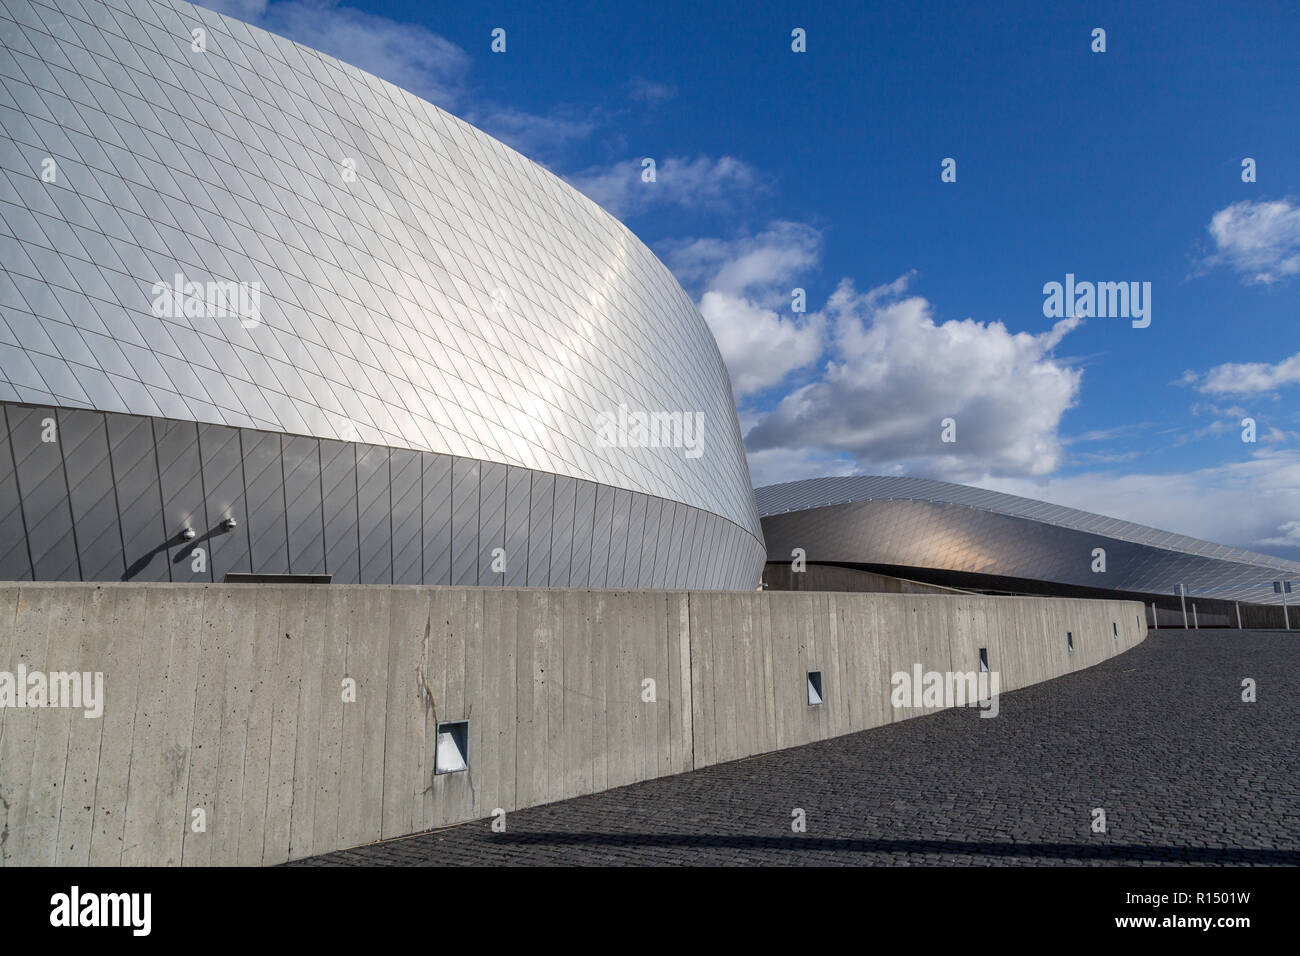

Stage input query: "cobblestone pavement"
[{"left": 294, "top": 630, "right": 1300, "bottom": 866}]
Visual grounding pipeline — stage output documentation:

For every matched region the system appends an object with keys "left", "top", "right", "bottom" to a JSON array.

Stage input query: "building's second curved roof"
[{"left": 756, "top": 474, "right": 1300, "bottom": 576}]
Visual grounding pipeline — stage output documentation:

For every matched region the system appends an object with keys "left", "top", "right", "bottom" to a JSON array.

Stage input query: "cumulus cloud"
[
  {"left": 1203, "top": 199, "right": 1300, "bottom": 284},
  {"left": 565, "top": 156, "right": 764, "bottom": 218},
  {"left": 197, "top": 0, "right": 610, "bottom": 165},
  {"left": 976, "top": 448, "right": 1300, "bottom": 562},
  {"left": 744, "top": 276, "right": 1084, "bottom": 482},
  {"left": 197, "top": 0, "right": 471, "bottom": 106},
  {"left": 661, "top": 223, "right": 825, "bottom": 399},
  {"left": 1183, "top": 352, "right": 1300, "bottom": 394},
  {"left": 628, "top": 78, "right": 677, "bottom": 105},
  {"left": 470, "top": 106, "right": 601, "bottom": 163}
]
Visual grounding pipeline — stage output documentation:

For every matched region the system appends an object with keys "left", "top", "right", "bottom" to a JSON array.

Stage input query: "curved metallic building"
[
  {"left": 0, "top": 0, "right": 764, "bottom": 587},
  {"left": 758, "top": 475, "right": 1299, "bottom": 607}
]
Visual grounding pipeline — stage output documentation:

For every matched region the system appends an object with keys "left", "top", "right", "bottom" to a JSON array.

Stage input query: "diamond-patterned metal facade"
[
  {"left": 757, "top": 476, "right": 1300, "bottom": 605},
  {"left": 0, "top": 0, "right": 765, "bottom": 587}
]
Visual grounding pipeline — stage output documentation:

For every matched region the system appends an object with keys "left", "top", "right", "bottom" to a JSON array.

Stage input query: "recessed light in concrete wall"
[
  {"left": 807, "top": 671, "right": 823, "bottom": 706},
  {"left": 435, "top": 720, "right": 469, "bottom": 774},
  {"left": 1067, "top": 631, "right": 1074, "bottom": 653},
  {"left": 1112, "top": 621, "right": 1118, "bottom": 638},
  {"left": 978, "top": 647, "right": 989, "bottom": 673}
]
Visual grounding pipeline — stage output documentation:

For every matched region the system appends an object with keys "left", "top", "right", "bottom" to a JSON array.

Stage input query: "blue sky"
[{"left": 203, "top": 0, "right": 1300, "bottom": 560}]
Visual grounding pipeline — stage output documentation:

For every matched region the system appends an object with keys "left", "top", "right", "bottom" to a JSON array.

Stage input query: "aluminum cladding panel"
[{"left": 0, "top": 0, "right": 764, "bottom": 586}]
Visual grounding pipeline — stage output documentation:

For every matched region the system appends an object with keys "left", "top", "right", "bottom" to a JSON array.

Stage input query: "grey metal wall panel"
[
  {"left": 242, "top": 428, "right": 289, "bottom": 575},
  {"left": 390, "top": 448, "right": 422, "bottom": 585},
  {"left": 548, "top": 474, "right": 576, "bottom": 588},
  {"left": 420, "top": 451, "right": 452, "bottom": 585},
  {"left": 589, "top": 483, "right": 614, "bottom": 588},
  {"left": 0, "top": 406, "right": 32, "bottom": 580},
  {"left": 680, "top": 508, "right": 704, "bottom": 590},
  {"left": 282, "top": 434, "right": 325, "bottom": 575},
  {"left": 569, "top": 479, "right": 596, "bottom": 588},
  {"left": 526, "top": 472, "right": 554, "bottom": 587},
  {"left": 624, "top": 494, "right": 650, "bottom": 588},
  {"left": 637, "top": 497, "right": 661, "bottom": 589},
  {"left": 660, "top": 500, "right": 685, "bottom": 588},
  {"left": 7, "top": 404, "right": 79, "bottom": 580},
  {"left": 107, "top": 412, "right": 169, "bottom": 582},
  {"left": 607, "top": 488, "right": 631, "bottom": 588},
  {"left": 502, "top": 464, "right": 530, "bottom": 587},
  {"left": 320, "top": 438, "right": 359, "bottom": 584},
  {"left": 197, "top": 421, "right": 251, "bottom": 580},
  {"left": 356, "top": 443, "right": 391, "bottom": 585},
  {"left": 450, "top": 457, "right": 480, "bottom": 586},
  {"left": 154, "top": 417, "right": 207, "bottom": 581},
  {"left": 477, "top": 460, "right": 506, "bottom": 584},
  {"left": 57, "top": 408, "right": 122, "bottom": 582}
]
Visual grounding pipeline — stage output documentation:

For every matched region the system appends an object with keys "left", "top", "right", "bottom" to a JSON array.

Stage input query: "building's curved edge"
[
  {"left": 0, "top": 583, "right": 1146, "bottom": 865},
  {"left": 0, "top": 0, "right": 762, "bottom": 538},
  {"left": 760, "top": 486, "right": 1296, "bottom": 606},
  {"left": 756, "top": 475, "right": 1300, "bottom": 575},
  {"left": 0, "top": 400, "right": 764, "bottom": 589}
]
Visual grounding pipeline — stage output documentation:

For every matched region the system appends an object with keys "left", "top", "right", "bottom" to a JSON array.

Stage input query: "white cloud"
[
  {"left": 628, "top": 78, "right": 677, "bottom": 104},
  {"left": 662, "top": 223, "right": 825, "bottom": 399},
  {"left": 197, "top": 0, "right": 471, "bottom": 107},
  {"left": 1204, "top": 198, "right": 1300, "bottom": 284},
  {"left": 745, "top": 447, "right": 864, "bottom": 489},
  {"left": 565, "top": 156, "right": 764, "bottom": 218},
  {"left": 470, "top": 106, "right": 600, "bottom": 162},
  {"left": 1185, "top": 352, "right": 1300, "bottom": 394},
  {"left": 745, "top": 276, "right": 1084, "bottom": 481},
  {"left": 975, "top": 449, "right": 1300, "bottom": 562}
]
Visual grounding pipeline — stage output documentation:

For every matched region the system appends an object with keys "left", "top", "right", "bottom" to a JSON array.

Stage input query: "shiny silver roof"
[{"left": 756, "top": 475, "right": 1300, "bottom": 601}]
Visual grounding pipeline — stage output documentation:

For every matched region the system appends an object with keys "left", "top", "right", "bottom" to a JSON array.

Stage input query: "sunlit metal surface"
[
  {"left": 757, "top": 476, "right": 1300, "bottom": 605},
  {"left": 0, "top": 0, "right": 764, "bottom": 586}
]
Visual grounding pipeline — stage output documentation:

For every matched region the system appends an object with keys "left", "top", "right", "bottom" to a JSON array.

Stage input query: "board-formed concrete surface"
[
  {"left": 295, "top": 631, "right": 1300, "bottom": 866},
  {"left": 0, "top": 582, "right": 1143, "bottom": 866}
]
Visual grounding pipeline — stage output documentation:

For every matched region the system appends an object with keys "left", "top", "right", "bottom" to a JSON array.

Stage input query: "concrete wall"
[
  {"left": 761, "top": 562, "right": 964, "bottom": 595},
  {"left": 0, "top": 583, "right": 1145, "bottom": 866}
]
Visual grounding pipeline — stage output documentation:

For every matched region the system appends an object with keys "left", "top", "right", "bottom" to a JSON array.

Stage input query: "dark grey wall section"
[
  {"left": 451, "top": 458, "right": 480, "bottom": 586},
  {"left": 607, "top": 489, "right": 632, "bottom": 587},
  {"left": 243, "top": 429, "right": 290, "bottom": 575},
  {"left": 390, "top": 449, "right": 422, "bottom": 586},
  {"left": 197, "top": 422, "right": 251, "bottom": 580},
  {"left": 282, "top": 434, "right": 325, "bottom": 575},
  {"left": 320, "top": 438, "right": 359, "bottom": 583},
  {"left": 502, "top": 465, "right": 530, "bottom": 587},
  {"left": 355, "top": 444, "right": 392, "bottom": 585},
  {"left": 630, "top": 495, "right": 654, "bottom": 588},
  {"left": 0, "top": 401, "right": 767, "bottom": 588},
  {"left": 569, "top": 480, "right": 596, "bottom": 588},
  {"left": 0, "top": 407, "right": 29, "bottom": 580},
  {"left": 550, "top": 475, "right": 576, "bottom": 587},
  {"left": 107, "top": 412, "right": 169, "bottom": 582},
  {"left": 57, "top": 407, "right": 122, "bottom": 582},
  {"left": 590, "top": 484, "right": 614, "bottom": 588},
  {"left": 526, "top": 472, "right": 554, "bottom": 587},
  {"left": 477, "top": 461, "right": 506, "bottom": 585},
  {"left": 154, "top": 419, "right": 206, "bottom": 581},
  {"left": 421, "top": 452, "right": 452, "bottom": 585},
  {"left": 8, "top": 405, "right": 79, "bottom": 580}
]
